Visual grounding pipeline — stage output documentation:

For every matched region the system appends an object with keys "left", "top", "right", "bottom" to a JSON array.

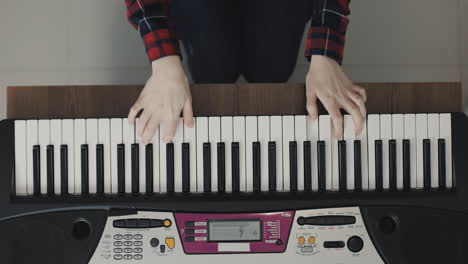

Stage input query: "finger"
[
  {"left": 354, "top": 85, "right": 367, "bottom": 102},
  {"left": 306, "top": 91, "right": 319, "bottom": 120},
  {"left": 128, "top": 99, "right": 144, "bottom": 124},
  {"left": 162, "top": 119, "right": 179, "bottom": 143},
  {"left": 141, "top": 116, "right": 161, "bottom": 144},
  {"left": 182, "top": 99, "right": 195, "bottom": 128},
  {"left": 136, "top": 110, "right": 151, "bottom": 137},
  {"left": 322, "top": 100, "right": 343, "bottom": 139},
  {"left": 343, "top": 99, "right": 364, "bottom": 136},
  {"left": 347, "top": 90, "right": 367, "bottom": 119}
]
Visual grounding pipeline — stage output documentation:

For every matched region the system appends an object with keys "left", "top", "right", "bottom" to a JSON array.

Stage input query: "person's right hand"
[{"left": 128, "top": 55, "right": 194, "bottom": 144}]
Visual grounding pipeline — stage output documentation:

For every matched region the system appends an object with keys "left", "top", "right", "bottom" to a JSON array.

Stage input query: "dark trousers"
[{"left": 170, "top": 0, "right": 312, "bottom": 83}]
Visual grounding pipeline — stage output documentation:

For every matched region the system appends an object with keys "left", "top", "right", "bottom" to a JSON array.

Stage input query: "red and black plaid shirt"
[{"left": 125, "top": 0, "right": 350, "bottom": 65}]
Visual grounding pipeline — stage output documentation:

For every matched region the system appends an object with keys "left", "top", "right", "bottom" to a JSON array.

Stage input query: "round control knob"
[
  {"left": 297, "top": 217, "right": 305, "bottom": 226},
  {"left": 150, "top": 238, "right": 160, "bottom": 248},
  {"left": 347, "top": 236, "right": 364, "bottom": 253}
]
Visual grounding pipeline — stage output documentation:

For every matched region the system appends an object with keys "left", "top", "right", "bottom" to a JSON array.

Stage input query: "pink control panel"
[{"left": 174, "top": 211, "right": 295, "bottom": 254}]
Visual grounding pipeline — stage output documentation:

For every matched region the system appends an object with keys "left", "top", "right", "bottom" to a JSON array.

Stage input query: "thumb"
[{"left": 182, "top": 99, "right": 194, "bottom": 128}]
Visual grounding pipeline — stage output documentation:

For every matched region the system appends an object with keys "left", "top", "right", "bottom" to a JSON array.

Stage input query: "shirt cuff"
[
  {"left": 305, "top": 26, "right": 347, "bottom": 65},
  {"left": 143, "top": 29, "right": 181, "bottom": 62}
]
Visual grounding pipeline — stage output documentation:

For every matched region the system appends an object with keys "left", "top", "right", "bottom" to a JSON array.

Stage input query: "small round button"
[
  {"left": 134, "top": 234, "right": 143, "bottom": 240},
  {"left": 297, "top": 217, "right": 305, "bottom": 226},
  {"left": 124, "top": 241, "right": 133, "bottom": 247},
  {"left": 134, "top": 247, "right": 143, "bottom": 253},
  {"left": 124, "top": 234, "right": 133, "bottom": 240},
  {"left": 134, "top": 254, "right": 143, "bottom": 260},
  {"left": 379, "top": 216, "right": 397, "bottom": 234},
  {"left": 347, "top": 236, "right": 364, "bottom": 253},
  {"left": 134, "top": 241, "right": 143, "bottom": 246},
  {"left": 114, "top": 234, "right": 123, "bottom": 240},
  {"left": 124, "top": 254, "right": 133, "bottom": 260},
  {"left": 113, "top": 254, "right": 123, "bottom": 260},
  {"left": 114, "top": 241, "right": 123, "bottom": 247},
  {"left": 164, "top": 219, "right": 172, "bottom": 227},
  {"left": 150, "top": 238, "right": 160, "bottom": 247},
  {"left": 124, "top": 248, "right": 133, "bottom": 253},
  {"left": 114, "top": 248, "right": 123, "bottom": 254}
]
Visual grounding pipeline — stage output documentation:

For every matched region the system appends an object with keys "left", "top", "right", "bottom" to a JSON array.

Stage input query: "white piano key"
[
  {"left": 258, "top": 116, "right": 270, "bottom": 192},
  {"left": 331, "top": 117, "right": 341, "bottom": 191},
  {"left": 98, "top": 119, "right": 111, "bottom": 194},
  {"left": 357, "top": 118, "right": 368, "bottom": 190},
  {"left": 152, "top": 127, "right": 160, "bottom": 193},
  {"left": 245, "top": 116, "right": 257, "bottom": 192},
  {"left": 209, "top": 117, "right": 221, "bottom": 192},
  {"left": 306, "top": 116, "right": 319, "bottom": 191},
  {"left": 416, "top": 114, "right": 428, "bottom": 189},
  {"left": 404, "top": 114, "right": 417, "bottom": 189},
  {"left": 367, "top": 115, "right": 380, "bottom": 190},
  {"left": 282, "top": 116, "right": 294, "bottom": 192},
  {"left": 270, "top": 116, "right": 283, "bottom": 191},
  {"left": 295, "top": 115, "right": 307, "bottom": 191},
  {"left": 86, "top": 119, "right": 98, "bottom": 194},
  {"left": 343, "top": 115, "right": 355, "bottom": 191},
  {"left": 221, "top": 117, "right": 233, "bottom": 192},
  {"left": 392, "top": 114, "right": 404, "bottom": 190},
  {"left": 233, "top": 116, "right": 246, "bottom": 192},
  {"left": 159, "top": 122, "right": 168, "bottom": 193},
  {"left": 380, "top": 114, "right": 392, "bottom": 190},
  {"left": 62, "top": 120, "right": 74, "bottom": 194},
  {"left": 319, "top": 115, "right": 332, "bottom": 191},
  {"left": 26, "top": 120, "right": 38, "bottom": 195},
  {"left": 74, "top": 119, "right": 86, "bottom": 194},
  {"left": 38, "top": 120, "right": 50, "bottom": 194},
  {"left": 135, "top": 118, "right": 146, "bottom": 194},
  {"left": 14, "top": 121, "right": 27, "bottom": 195},
  {"left": 439, "top": 114, "right": 452, "bottom": 188},
  {"left": 110, "top": 119, "right": 122, "bottom": 194},
  {"left": 428, "top": 114, "right": 439, "bottom": 189},
  {"left": 122, "top": 119, "right": 135, "bottom": 193},
  {"left": 173, "top": 118, "right": 184, "bottom": 192},
  {"left": 196, "top": 117, "right": 208, "bottom": 193},
  {"left": 184, "top": 119, "right": 197, "bottom": 193},
  {"left": 50, "top": 119, "right": 62, "bottom": 195}
]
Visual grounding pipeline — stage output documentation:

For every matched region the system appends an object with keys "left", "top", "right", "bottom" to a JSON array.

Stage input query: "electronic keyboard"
[{"left": 1, "top": 112, "right": 468, "bottom": 263}]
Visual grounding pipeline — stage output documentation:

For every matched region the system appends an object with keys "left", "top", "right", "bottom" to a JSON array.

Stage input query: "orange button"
[
  {"left": 298, "top": 236, "right": 306, "bottom": 245},
  {"left": 163, "top": 219, "right": 172, "bottom": 227},
  {"left": 165, "top": 237, "right": 176, "bottom": 249},
  {"left": 308, "top": 236, "right": 316, "bottom": 244}
]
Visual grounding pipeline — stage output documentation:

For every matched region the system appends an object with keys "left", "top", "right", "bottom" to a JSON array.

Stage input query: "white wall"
[{"left": 0, "top": 0, "right": 465, "bottom": 119}]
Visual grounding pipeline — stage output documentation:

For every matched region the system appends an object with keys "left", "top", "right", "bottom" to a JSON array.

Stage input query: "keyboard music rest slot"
[
  {"left": 46, "top": 145, "right": 54, "bottom": 195},
  {"left": 117, "top": 144, "right": 125, "bottom": 194},
  {"left": 317, "top": 140, "right": 326, "bottom": 192},
  {"left": 145, "top": 144, "right": 154, "bottom": 194},
  {"left": 166, "top": 143, "right": 175, "bottom": 193},
  {"left": 96, "top": 144, "right": 104, "bottom": 195},
  {"left": 389, "top": 140, "right": 397, "bottom": 191},
  {"left": 231, "top": 142, "right": 240, "bottom": 192},
  {"left": 33, "top": 145, "right": 41, "bottom": 195},
  {"left": 60, "top": 145, "right": 68, "bottom": 194},
  {"left": 182, "top": 143, "right": 190, "bottom": 193},
  {"left": 375, "top": 140, "right": 383, "bottom": 191},
  {"left": 131, "top": 144, "right": 139, "bottom": 194},
  {"left": 253, "top": 142, "right": 261, "bottom": 192},
  {"left": 438, "top": 139, "right": 446, "bottom": 189},
  {"left": 338, "top": 140, "right": 346, "bottom": 191},
  {"left": 354, "top": 140, "right": 362, "bottom": 191},
  {"left": 303, "top": 141, "right": 311, "bottom": 191},
  {"left": 403, "top": 139, "right": 411, "bottom": 191},
  {"left": 289, "top": 141, "right": 298, "bottom": 192},
  {"left": 81, "top": 144, "right": 89, "bottom": 194},
  {"left": 217, "top": 142, "right": 226, "bottom": 193},
  {"left": 423, "top": 139, "right": 431, "bottom": 190},
  {"left": 203, "top": 142, "right": 211, "bottom": 192}
]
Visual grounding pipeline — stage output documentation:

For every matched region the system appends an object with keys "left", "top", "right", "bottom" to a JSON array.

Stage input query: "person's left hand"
[{"left": 306, "top": 55, "right": 367, "bottom": 139}]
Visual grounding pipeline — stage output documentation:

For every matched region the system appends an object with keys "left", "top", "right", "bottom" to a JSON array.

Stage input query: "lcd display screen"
[{"left": 208, "top": 219, "right": 262, "bottom": 242}]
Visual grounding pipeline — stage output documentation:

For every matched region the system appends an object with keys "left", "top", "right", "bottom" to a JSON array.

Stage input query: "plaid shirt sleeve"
[
  {"left": 125, "top": 0, "right": 180, "bottom": 62},
  {"left": 306, "top": 0, "right": 350, "bottom": 65}
]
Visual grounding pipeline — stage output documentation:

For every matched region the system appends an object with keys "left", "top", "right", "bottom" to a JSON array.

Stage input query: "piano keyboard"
[{"left": 13, "top": 114, "right": 453, "bottom": 196}]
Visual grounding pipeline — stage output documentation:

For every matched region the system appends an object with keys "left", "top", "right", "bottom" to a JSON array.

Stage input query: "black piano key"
[
  {"left": 96, "top": 144, "right": 104, "bottom": 195},
  {"left": 338, "top": 140, "right": 347, "bottom": 192},
  {"left": 33, "top": 145, "right": 41, "bottom": 195},
  {"left": 303, "top": 141, "right": 312, "bottom": 192},
  {"left": 60, "top": 145, "right": 68, "bottom": 194},
  {"left": 217, "top": 142, "right": 226, "bottom": 193},
  {"left": 146, "top": 144, "right": 154, "bottom": 194},
  {"left": 182, "top": 143, "right": 190, "bottom": 193},
  {"left": 375, "top": 140, "right": 383, "bottom": 191},
  {"left": 117, "top": 144, "right": 125, "bottom": 194},
  {"left": 402, "top": 139, "right": 411, "bottom": 191},
  {"left": 438, "top": 139, "right": 446, "bottom": 190},
  {"left": 166, "top": 143, "right": 175, "bottom": 193},
  {"left": 389, "top": 139, "right": 397, "bottom": 191},
  {"left": 46, "top": 145, "right": 54, "bottom": 195},
  {"left": 268, "top": 141, "right": 277, "bottom": 192},
  {"left": 353, "top": 140, "right": 362, "bottom": 191},
  {"left": 232, "top": 142, "right": 240, "bottom": 192},
  {"left": 423, "top": 139, "right": 431, "bottom": 190},
  {"left": 203, "top": 142, "right": 211, "bottom": 192},
  {"left": 289, "top": 141, "right": 298, "bottom": 192},
  {"left": 317, "top": 141, "right": 326, "bottom": 192},
  {"left": 253, "top": 142, "right": 261, "bottom": 192},
  {"left": 81, "top": 144, "right": 89, "bottom": 194},
  {"left": 131, "top": 144, "right": 139, "bottom": 194}
]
